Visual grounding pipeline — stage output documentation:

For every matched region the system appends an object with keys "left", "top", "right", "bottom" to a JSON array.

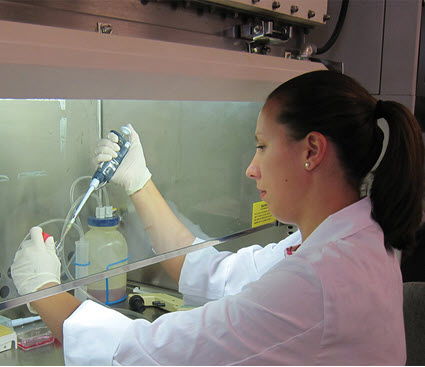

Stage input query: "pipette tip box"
[{"left": 0, "top": 324, "right": 17, "bottom": 352}]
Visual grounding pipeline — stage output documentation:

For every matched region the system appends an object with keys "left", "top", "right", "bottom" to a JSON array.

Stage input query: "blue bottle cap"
[{"left": 88, "top": 216, "right": 119, "bottom": 227}]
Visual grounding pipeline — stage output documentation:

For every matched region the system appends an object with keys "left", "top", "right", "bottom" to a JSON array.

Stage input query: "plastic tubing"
[
  {"left": 59, "top": 179, "right": 113, "bottom": 307},
  {"left": 102, "top": 186, "right": 110, "bottom": 207},
  {"left": 70, "top": 176, "right": 89, "bottom": 204},
  {"left": 67, "top": 176, "right": 108, "bottom": 241},
  {"left": 65, "top": 177, "right": 116, "bottom": 306},
  {"left": 58, "top": 192, "right": 101, "bottom": 253},
  {"left": 56, "top": 194, "right": 87, "bottom": 253},
  {"left": 70, "top": 176, "right": 102, "bottom": 207},
  {"left": 40, "top": 177, "right": 104, "bottom": 306},
  {"left": 18, "top": 178, "right": 110, "bottom": 308},
  {"left": 20, "top": 218, "right": 82, "bottom": 243},
  {"left": 18, "top": 218, "right": 102, "bottom": 305}
]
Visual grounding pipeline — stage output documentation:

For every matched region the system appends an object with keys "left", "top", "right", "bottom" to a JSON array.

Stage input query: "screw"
[
  {"left": 252, "top": 0, "right": 260, "bottom": 4},
  {"left": 97, "top": 23, "right": 113, "bottom": 34},
  {"left": 253, "top": 24, "right": 263, "bottom": 34},
  {"left": 291, "top": 5, "right": 299, "bottom": 14},
  {"left": 308, "top": 10, "right": 316, "bottom": 18},
  {"left": 272, "top": 1, "right": 281, "bottom": 10},
  {"left": 323, "top": 14, "right": 331, "bottom": 22}
]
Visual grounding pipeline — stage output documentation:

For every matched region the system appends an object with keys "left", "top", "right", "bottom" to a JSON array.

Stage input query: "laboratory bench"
[{"left": 0, "top": 282, "right": 180, "bottom": 366}]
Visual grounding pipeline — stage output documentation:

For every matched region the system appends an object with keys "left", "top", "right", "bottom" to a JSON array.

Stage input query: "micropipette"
[{"left": 56, "top": 126, "right": 131, "bottom": 250}]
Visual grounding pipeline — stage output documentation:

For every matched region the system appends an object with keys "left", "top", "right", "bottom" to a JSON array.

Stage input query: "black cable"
[{"left": 316, "top": 0, "right": 350, "bottom": 55}]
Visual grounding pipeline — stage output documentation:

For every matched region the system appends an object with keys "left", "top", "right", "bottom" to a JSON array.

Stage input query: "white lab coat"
[{"left": 63, "top": 197, "right": 406, "bottom": 365}]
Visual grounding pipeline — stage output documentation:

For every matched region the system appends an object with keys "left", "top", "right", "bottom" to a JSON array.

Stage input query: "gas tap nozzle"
[{"left": 59, "top": 126, "right": 131, "bottom": 248}]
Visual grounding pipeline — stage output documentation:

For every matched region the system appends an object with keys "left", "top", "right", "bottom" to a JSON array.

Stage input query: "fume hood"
[{"left": 0, "top": 6, "right": 327, "bottom": 315}]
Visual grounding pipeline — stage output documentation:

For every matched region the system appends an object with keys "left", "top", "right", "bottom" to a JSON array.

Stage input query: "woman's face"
[{"left": 246, "top": 101, "right": 307, "bottom": 224}]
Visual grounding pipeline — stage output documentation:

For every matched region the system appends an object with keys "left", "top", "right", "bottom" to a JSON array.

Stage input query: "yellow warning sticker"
[{"left": 252, "top": 201, "right": 276, "bottom": 228}]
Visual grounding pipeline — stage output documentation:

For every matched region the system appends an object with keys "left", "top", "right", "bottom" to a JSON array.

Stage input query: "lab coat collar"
[{"left": 299, "top": 197, "right": 375, "bottom": 250}]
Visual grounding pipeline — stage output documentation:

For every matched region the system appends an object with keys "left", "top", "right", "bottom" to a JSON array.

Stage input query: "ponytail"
[{"left": 370, "top": 101, "right": 424, "bottom": 252}]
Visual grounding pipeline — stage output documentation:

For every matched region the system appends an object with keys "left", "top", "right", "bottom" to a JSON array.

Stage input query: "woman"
[{"left": 11, "top": 70, "right": 424, "bottom": 365}]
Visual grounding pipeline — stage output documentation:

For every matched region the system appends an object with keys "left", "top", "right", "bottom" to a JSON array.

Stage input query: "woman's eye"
[{"left": 256, "top": 145, "right": 265, "bottom": 150}]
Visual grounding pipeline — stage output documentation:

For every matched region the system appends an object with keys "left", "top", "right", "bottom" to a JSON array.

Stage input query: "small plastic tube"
[{"left": 11, "top": 316, "right": 41, "bottom": 328}]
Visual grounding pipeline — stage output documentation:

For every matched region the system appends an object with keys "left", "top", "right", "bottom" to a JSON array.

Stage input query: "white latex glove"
[
  {"left": 93, "top": 124, "right": 152, "bottom": 195},
  {"left": 11, "top": 227, "right": 61, "bottom": 297}
]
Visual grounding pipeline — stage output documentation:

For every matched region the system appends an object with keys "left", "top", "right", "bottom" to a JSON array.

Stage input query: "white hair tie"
[{"left": 362, "top": 117, "right": 390, "bottom": 196}]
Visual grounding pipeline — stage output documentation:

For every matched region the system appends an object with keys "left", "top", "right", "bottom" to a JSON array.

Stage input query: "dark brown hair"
[{"left": 266, "top": 70, "right": 424, "bottom": 252}]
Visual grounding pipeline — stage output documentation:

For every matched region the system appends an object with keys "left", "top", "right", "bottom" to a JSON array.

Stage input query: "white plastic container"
[{"left": 85, "top": 209, "right": 128, "bottom": 305}]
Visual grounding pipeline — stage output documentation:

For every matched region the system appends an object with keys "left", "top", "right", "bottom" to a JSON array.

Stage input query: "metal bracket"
[{"left": 238, "top": 20, "right": 291, "bottom": 54}]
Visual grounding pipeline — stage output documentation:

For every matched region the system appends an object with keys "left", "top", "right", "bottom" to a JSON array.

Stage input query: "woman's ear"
[{"left": 303, "top": 132, "right": 328, "bottom": 170}]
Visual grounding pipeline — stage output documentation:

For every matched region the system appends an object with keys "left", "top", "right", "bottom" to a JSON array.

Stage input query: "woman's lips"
[{"left": 259, "top": 190, "right": 266, "bottom": 199}]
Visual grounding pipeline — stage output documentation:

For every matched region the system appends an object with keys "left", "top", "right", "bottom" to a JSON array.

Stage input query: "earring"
[{"left": 305, "top": 162, "right": 310, "bottom": 169}]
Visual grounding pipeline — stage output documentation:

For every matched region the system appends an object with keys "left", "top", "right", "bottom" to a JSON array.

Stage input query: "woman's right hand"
[{"left": 93, "top": 124, "right": 152, "bottom": 195}]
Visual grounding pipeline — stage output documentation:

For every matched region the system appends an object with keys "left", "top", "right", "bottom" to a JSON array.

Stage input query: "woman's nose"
[{"left": 246, "top": 160, "right": 259, "bottom": 179}]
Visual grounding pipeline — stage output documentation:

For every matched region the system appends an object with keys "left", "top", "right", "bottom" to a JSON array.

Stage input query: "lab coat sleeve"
[
  {"left": 63, "top": 256, "right": 323, "bottom": 366},
  {"left": 63, "top": 300, "right": 133, "bottom": 365},
  {"left": 179, "top": 230, "right": 301, "bottom": 304}
]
